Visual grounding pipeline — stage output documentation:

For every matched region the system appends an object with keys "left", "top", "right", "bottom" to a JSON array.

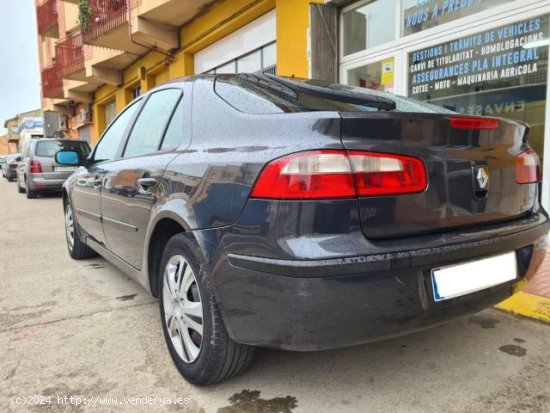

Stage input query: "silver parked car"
[{"left": 17, "top": 139, "right": 91, "bottom": 199}]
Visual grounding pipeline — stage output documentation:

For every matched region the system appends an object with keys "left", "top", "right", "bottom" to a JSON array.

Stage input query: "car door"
[
  {"left": 100, "top": 88, "right": 185, "bottom": 269},
  {"left": 71, "top": 100, "right": 141, "bottom": 245}
]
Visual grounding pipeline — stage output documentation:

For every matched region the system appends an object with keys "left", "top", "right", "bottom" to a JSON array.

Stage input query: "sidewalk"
[{"left": 497, "top": 246, "right": 550, "bottom": 323}]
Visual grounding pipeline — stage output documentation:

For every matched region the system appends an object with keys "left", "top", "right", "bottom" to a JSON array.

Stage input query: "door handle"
[{"left": 137, "top": 178, "right": 157, "bottom": 194}]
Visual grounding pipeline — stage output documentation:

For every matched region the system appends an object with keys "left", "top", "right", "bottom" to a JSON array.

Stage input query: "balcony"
[
  {"left": 81, "top": 0, "right": 147, "bottom": 54},
  {"left": 56, "top": 31, "right": 126, "bottom": 92},
  {"left": 85, "top": 46, "right": 133, "bottom": 85},
  {"left": 37, "top": 0, "right": 59, "bottom": 38},
  {"left": 41, "top": 64, "right": 63, "bottom": 99},
  {"left": 56, "top": 33, "right": 85, "bottom": 80},
  {"left": 81, "top": 0, "right": 206, "bottom": 54},
  {"left": 64, "top": 80, "right": 94, "bottom": 104},
  {"left": 136, "top": 0, "right": 218, "bottom": 28}
]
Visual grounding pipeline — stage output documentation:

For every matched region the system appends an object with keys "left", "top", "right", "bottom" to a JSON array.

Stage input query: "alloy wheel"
[
  {"left": 65, "top": 204, "right": 75, "bottom": 251},
  {"left": 163, "top": 255, "right": 204, "bottom": 363}
]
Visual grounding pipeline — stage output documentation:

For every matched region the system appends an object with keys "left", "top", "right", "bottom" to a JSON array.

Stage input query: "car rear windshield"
[
  {"left": 35, "top": 140, "right": 91, "bottom": 158},
  {"left": 215, "top": 74, "right": 454, "bottom": 115}
]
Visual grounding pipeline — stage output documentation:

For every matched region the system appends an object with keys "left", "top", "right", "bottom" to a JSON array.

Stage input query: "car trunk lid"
[{"left": 340, "top": 112, "right": 538, "bottom": 239}]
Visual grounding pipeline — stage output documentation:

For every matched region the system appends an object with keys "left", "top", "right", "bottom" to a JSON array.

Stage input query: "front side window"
[
  {"left": 94, "top": 101, "right": 140, "bottom": 163},
  {"left": 342, "top": 0, "right": 395, "bottom": 56},
  {"left": 123, "top": 89, "right": 182, "bottom": 158}
]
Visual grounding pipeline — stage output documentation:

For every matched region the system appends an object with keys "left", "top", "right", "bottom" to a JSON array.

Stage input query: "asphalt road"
[{"left": 1, "top": 176, "right": 550, "bottom": 413}]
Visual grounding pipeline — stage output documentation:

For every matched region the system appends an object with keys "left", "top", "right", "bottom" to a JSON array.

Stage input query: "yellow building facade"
[{"left": 87, "top": 0, "right": 322, "bottom": 143}]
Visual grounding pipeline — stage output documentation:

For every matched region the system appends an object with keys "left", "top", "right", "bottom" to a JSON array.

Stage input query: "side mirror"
[
  {"left": 15, "top": 156, "right": 22, "bottom": 162},
  {"left": 55, "top": 150, "right": 80, "bottom": 166}
]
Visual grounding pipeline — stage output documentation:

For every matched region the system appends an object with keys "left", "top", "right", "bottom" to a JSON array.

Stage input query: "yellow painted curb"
[{"left": 496, "top": 291, "right": 550, "bottom": 324}]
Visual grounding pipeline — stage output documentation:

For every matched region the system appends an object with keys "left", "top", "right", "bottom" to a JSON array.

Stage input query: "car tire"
[
  {"left": 159, "top": 233, "right": 255, "bottom": 385},
  {"left": 64, "top": 202, "right": 97, "bottom": 259},
  {"left": 17, "top": 180, "right": 25, "bottom": 193},
  {"left": 26, "top": 182, "right": 37, "bottom": 199}
]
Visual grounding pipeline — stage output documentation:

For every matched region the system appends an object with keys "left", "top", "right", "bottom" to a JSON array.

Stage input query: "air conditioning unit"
[{"left": 79, "top": 108, "right": 92, "bottom": 123}]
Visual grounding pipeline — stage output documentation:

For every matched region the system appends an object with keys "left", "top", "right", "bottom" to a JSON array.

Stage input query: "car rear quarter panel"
[{"left": 149, "top": 78, "right": 344, "bottom": 232}]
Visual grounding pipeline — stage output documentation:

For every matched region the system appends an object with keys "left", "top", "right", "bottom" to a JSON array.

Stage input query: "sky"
[{"left": 0, "top": 0, "right": 42, "bottom": 135}]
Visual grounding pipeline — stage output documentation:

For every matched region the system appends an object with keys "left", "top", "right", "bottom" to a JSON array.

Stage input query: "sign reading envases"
[{"left": 408, "top": 16, "right": 549, "bottom": 102}]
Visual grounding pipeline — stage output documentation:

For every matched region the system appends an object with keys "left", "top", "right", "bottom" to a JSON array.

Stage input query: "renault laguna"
[{"left": 56, "top": 74, "right": 549, "bottom": 385}]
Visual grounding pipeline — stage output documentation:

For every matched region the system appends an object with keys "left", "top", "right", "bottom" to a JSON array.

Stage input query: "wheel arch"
[
  {"left": 147, "top": 216, "right": 186, "bottom": 298},
  {"left": 62, "top": 188, "right": 69, "bottom": 208}
]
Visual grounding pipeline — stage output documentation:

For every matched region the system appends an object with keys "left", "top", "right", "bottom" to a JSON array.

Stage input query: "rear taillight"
[
  {"left": 349, "top": 151, "right": 427, "bottom": 196},
  {"left": 250, "top": 150, "right": 427, "bottom": 200},
  {"left": 450, "top": 117, "right": 499, "bottom": 130},
  {"left": 30, "top": 160, "right": 42, "bottom": 174},
  {"left": 516, "top": 149, "right": 541, "bottom": 184},
  {"left": 250, "top": 150, "right": 356, "bottom": 199}
]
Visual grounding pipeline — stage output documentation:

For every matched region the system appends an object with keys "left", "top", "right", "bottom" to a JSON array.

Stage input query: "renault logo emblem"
[{"left": 474, "top": 166, "right": 489, "bottom": 190}]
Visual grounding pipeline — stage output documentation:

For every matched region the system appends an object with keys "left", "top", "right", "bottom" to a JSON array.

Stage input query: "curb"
[{"left": 496, "top": 291, "right": 550, "bottom": 324}]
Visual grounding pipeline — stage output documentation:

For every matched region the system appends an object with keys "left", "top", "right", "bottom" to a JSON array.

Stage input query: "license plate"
[
  {"left": 54, "top": 166, "right": 77, "bottom": 172},
  {"left": 431, "top": 252, "right": 517, "bottom": 301}
]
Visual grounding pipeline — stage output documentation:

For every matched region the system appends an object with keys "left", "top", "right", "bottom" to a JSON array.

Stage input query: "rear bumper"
[
  {"left": 212, "top": 216, "right": 549, "bottom": 351},
  {"left": 5, "top": 169, "right": 17, "bottom": 179},
  {"left": 27, "top": 175, "right": 66, "bottom": 191}
]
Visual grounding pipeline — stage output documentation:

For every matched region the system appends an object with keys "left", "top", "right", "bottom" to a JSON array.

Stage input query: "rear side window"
[
  {"left": 36, "top": 140, "right": 91, "bottom": 158},
  {"left": 124, "top": 89, "right": 182, "bottom": 158},
  {"left": 215, "top": 75, "right": 454, "bottom": 114},
  {"left": 160, "top": 99, "right": 185, "bottom": 151}
]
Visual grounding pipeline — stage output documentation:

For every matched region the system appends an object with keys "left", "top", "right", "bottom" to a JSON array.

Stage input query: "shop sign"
[
  {"left": 408, "top": 16, "right": 549, "bottom": 100},
  {"left": 404, "top": 0, "right": 511, "bottom": 36},
  {"left": 14, "top": 118, "right": 45, "bottom": 134}
]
